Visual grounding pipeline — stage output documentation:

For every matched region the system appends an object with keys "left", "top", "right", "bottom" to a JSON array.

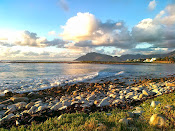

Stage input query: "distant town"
[{"left": 126, "top": 56, "right": 175, "bottom": 63}]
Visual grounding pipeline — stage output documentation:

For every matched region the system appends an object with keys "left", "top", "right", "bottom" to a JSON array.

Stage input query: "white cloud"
[
  {"left": 0, "top": 30, "right": 68, "bottom": 48},
  {"left": 132, "top": 18, "right": 163, "bottom": 42},
  {"left": 60, "top": 12, "right": 98, "bottom": 41},
  {"left": 60, "top": 12, "right": 134, "bottom": 49},
  {"left": 148, "top": 0, "right": 157, "bottom": 11},
  {"left": 132, "top": 4, "right": 175, "bottom": 49},
  {"left": 48, "top": 31, "right": 56, "bottom": 36},
  {"left": 154, "top": 4, "right": 175, "bottom": 25}
]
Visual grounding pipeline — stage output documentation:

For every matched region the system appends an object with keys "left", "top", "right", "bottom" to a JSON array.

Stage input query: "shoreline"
[
  {"left": 0, "top": 75, "right": 174, "bottom": 129},
  {"left": 0, "top": 61, "right": 174, "bottom": 64}
]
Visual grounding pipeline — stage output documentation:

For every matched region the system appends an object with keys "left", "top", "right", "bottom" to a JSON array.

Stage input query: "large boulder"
[
  {"left": 98, "top": 97, "right": 110, "bottom": 107},
  {"left": 149, "top": 114, "right": 166, "bottom": 128},
  {"left": 10, "top": 97, "right": 29, "bottom": 103}
]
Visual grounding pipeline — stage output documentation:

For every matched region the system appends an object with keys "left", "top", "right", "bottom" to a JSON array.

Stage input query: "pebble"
[
  {"left": 150, "top": 101, "right": 160, "bottom": 108},
  {"left": 119, "top": 118, "right": 128, "bottom": 125},
  {"left": 50, "top": 102, "right": 62, "bottom": 111}
]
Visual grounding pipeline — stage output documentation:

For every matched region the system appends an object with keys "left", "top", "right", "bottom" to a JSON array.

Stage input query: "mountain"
[
  {"left": 75, "top": 50, "right": 175, "bottom": 62},
  {"left": 75, "top": 52, "right": 122, "bottom": 62},
  {"left": 120, "top": 50, "right": 175, "bottom": 61}
]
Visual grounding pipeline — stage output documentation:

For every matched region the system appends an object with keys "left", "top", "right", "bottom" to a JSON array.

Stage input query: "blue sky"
[{"left": 0, "top": 0, "right": 175, "bottom": 60}]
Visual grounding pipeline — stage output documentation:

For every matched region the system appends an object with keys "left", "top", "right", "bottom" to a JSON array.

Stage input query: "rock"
[
  {"left": 132, "top": 95, "right": 139, "bottom": 100},
  {"left": 35, "top": 103, "right": 43, "bottom": 107},
  {"left": 119, "top": 118, "right": 128, "bottom": 125},
  {"left": 27, "top": 92, "right": 35, "bottom": 97},
  {"left": 59, "top": 106, "right": 67, "bottom": 110},
  {"left": 139, "top": 94, "right": 144, "bottom": 99},
  {"left": 0, "top": 99, "right": 13, "bottom": 105},
  {"left": 50, "top": 102, "right": 62, "bottom": 111},
  {"left": 149, "top": 114, "right": 166, "bottom": 128},
  {"left": 119, "top": 95, "right": 124, "bottom": 100},
  {"left": 165, "top": 105, "right": 174, "bottom": 110},
  {"left": 112, "top": 99, "right": 123, "bottom": 105},
  {"left": 57, "top": 115, "right": 63, "bottom": 121},
  {"left": 0, "top": 113, "right": 15, "bottom": 123},
  {"left": 142, "top": 90, "right": 149, "bottom": 96},
  {"left": 98, "top": 98, "right": 110, "bottom": 107},
  {"left": 0, "top": 104, "right": 5, "bottom": 110},
  {"left": 7, "top": 104, "right": 16, "bottom": 110},
  {"left": 4, "top": 90, "right": 13, "bottom": 97},
  {"left": 15, "top": 102, "right": 27, "bottom": 109},
  {"left": 94, "top": 100, "right": 100, "bottom": 105},
  {"left": 152, "top": 89, "right": 159, "bottom": 93},
  {"left": 25, "top": 102, "right": 35, "bottom": 109},
  {"left": 10, "top": 97, "right": 29, "bottom": 103},
  {"left": 16, "top": 120, "right": 20, "bottom": 126},
  {"left": 75, "top": 96, "right": 82, "bottom": 100},
  {"left": 135, "top": 107, "right": 143, "bottom": 111},
  {"left": 166, "top": 82, "right": 175, "bottom": 87},
  {"left": 5, "top": 107, "right": 17, "bottom": 114},
  {"left": 128, "top": 112, "right": 134, "bottom": 117},
  {"left": 27, "top": 106, "right": 37, "bottom": 114},
  {"left": 109, "top": 94, "right": 117, "bottom": 99},
  {"left": 62, "top": 100, "right": 71, "bottom": 107},
  {"left": 127, "top": 118, "right": 134, "bottom": 124},
  {"left": 125, "top": 94, "right": 134, "bottom": 99},
  {"left": 132, "top": 110, "right": 144, "bottom": 116},
  {"left": 151, "top": 101, "right": 160, "bottom": 108},
  {"left": 106, "top": 113, "right": 112, "bottom": 116},
  {"left": 71, "top": 101, "right": 80, "bottom": 105},
  {"left": 87, "top": 94, "right": 96, "bottom": 101},
  {"left": 96, "top": 123, "right": 107, "bottom": 131},
  {"left": 36, "top": 105, "right": 47, "bottom": 112}
]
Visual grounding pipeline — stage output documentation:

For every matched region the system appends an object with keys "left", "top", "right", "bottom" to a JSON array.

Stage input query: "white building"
[{"left": 143, "top": 58, "right": 156, "bottom": 62}]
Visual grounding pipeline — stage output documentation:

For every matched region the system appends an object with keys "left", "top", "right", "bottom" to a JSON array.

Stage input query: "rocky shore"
[{"left": 0, "top": 76, "right": 175, "bottom": 129}]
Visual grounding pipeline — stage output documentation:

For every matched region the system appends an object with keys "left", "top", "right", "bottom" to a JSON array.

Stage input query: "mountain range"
[{"left": 75, "top": 50, "right": 175, "bottom": 62}]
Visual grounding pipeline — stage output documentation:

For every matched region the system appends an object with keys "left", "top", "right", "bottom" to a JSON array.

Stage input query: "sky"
[{"left": 0, "top": 0, "right": 175, "bottom": 60}]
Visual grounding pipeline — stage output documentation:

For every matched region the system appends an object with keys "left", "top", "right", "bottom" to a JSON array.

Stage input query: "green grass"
[{"left": 1, "top": 92, "right": 175, "bottom": 131}]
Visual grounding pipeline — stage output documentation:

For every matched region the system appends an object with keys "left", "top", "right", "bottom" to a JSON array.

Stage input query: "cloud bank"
[{"left": 1, "top": 3, "right": 175, "bottom": 59}]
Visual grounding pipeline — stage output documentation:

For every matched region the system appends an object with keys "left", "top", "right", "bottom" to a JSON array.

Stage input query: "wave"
[
  {"left": 0, "top": 70, "right": 125, "bottom": 95},
  {"left": 0, "top": 72, "right": 99, "bottom": 95}
]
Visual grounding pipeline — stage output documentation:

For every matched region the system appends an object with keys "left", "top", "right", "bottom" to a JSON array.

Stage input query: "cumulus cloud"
[
  {"left": 132, "top": 4, "right": 175, "bottom": 49},
  {"left": 14, "top": 31, "right": 47, "bottom": 47},
  {"left": 132, "top": 18, "right": 163, "bottom": 43},
  {"left": 60, "top": 12, "right": 135, "bottom": 49},
  {"left": 154, "top": 4, "right": 175, "bottom": 25},
  {"left": 0, "top": 30, "right": 68, "bottom": 48},
  {"left": 60, "top": 12, "right": 99, "bottom": 41},
  {"left": 59, "top": 0, "right": 69, "bottom": 12},
  {"left": 148, "top": 0, "right": 157, "bottom": 11}
]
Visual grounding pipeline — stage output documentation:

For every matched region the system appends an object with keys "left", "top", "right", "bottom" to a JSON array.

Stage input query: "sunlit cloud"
[
  {"left": 148, "top": 0, "right": 157, "bottom": 11},
  {"left": 60, "top": 12, "right": 135, "bottom": 49}
]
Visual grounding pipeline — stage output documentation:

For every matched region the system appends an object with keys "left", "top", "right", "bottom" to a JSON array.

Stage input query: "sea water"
[{"left": 0, "top": 63, "right": 174, "bottom": 95}]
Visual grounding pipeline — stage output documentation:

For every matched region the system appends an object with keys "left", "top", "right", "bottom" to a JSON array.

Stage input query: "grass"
[{"left": 1, "top": 92, "right": 175, "bottom": 131}]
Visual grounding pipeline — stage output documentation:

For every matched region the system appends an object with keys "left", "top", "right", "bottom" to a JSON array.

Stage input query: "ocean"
[{"left": 0, "top": 63, "right": 174, "bottom": 95}]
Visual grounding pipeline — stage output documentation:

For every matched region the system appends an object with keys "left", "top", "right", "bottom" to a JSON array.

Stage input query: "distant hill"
[
  {"left": 75, "top": 50, "right": 175, "bottom": 62},
  {"left": 75, "top": 52, "right": 122, "bottom": 62},
  {"left": 120, "top": 50, "right": 175, "bottom": 61}
]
